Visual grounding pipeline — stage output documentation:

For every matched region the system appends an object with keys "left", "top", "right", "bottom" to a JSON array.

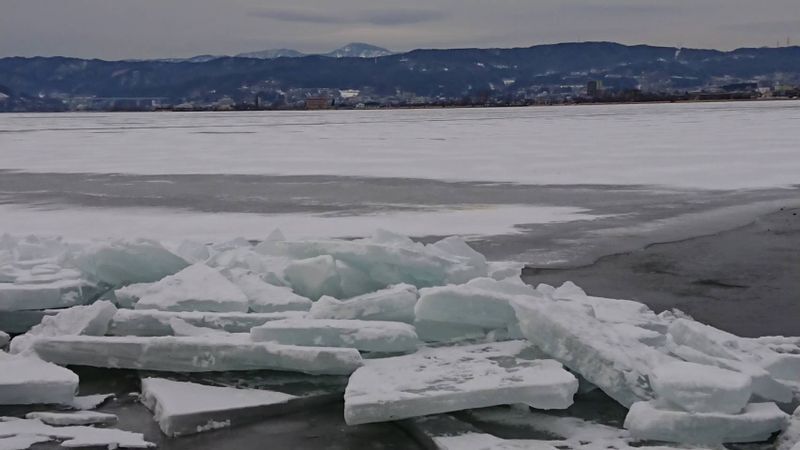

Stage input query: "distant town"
[{"left": 1, "top": 42, "right": 799, "bottom": 112}]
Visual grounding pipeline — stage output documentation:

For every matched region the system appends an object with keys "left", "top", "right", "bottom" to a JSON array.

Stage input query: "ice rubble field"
[{"left": 1, "top": 231, "right": 799, "bottom": 449}]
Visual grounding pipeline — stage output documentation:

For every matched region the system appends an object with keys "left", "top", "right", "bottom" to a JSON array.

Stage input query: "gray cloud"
[{"left": 249, "top": 7, "right": 446, "bottom": 26}]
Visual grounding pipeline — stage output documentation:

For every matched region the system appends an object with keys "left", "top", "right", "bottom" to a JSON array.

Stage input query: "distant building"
[
  {"left": 587, "top": 80, "right": 603, "bottom": 97},
  {"left": 305, "top": 96, "right": 333, "bottom": 110}
]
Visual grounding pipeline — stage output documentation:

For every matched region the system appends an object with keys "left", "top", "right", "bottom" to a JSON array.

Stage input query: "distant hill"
[
  {"left": 236, "top": 48, "right": 306, "bottom": 59},
  {"left": 323, "top": 43, "right": 393, "bottom": 58},
  {"left": 1, "top": 42, "right": 798, "bottom": 110}
]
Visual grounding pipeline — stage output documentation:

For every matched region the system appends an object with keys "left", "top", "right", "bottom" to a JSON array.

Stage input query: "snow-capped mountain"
[{"left": 323, "top": 43, "right": 393, "bottom": 58}]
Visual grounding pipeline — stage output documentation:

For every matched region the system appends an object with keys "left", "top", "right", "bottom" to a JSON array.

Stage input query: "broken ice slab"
[
  {"left": 250, "top": 319, "right": 420, "bottom": 354},
  {"left": 14, "top": 267, "right": 83, "bottom": 285},
  {"left": 551, "top": 282, "right": 665, "bottom": 331},
  {"left": 400, "top": 414, "right": 560, "bottom": 450},
  {"left": 10, "top": 300, "right": 117, "bottom": 354},
  {"left": 0, "top": 417, "right": 153, "bottom": 448},
  {"left": 0, "top": 330, "right": 8, "bottom": 348},
  {"left": 650, "top": 361, "right": 752, "bottom": 414},
  {"left": 309, "top": 284, "right": 418, "bottom": 323},
  {"left": 283, "top": 255, "right": 342, "bottom": 300},
  {"left": 25, "top": 411, "right": 118, "bottom": 426},
  {"left": 227, "top": 270, "right": 312, "bottom": 313},
  {"left": 0, "top": 279, "right": 97, "bottom": 312},
  {"left": 343, "top": 340, "right": 578, "bottom": 425},
  {"left": 113, "top": 282, "right": 154, "bottom": 308},
  {"left": 70, "top": 393, "right": 115, "bottom": 410},
  {"left": 486, "top": 260, "right": 524, "bottom": 280},
  {"left": 140, "top": 377, "right": 336, "bottom": 437},
  {"left": 777, "top": 406, "right": 800, "bottom": 450},
  {"left": 415, "top": 277, "right": 540, "bottom": 329},
  {"left": 30, "top": 334, "right": 363, "bottom": 375},
  {"left": 74, "top": 238, "right": 188, "bottom": 286},
  {"left": 670, "top": 319, "right": 800, "bottom": 381},
  {"left": 624, "top": 401, "right": 789, "bottom": 444},
  {"left": 108, "top": 309, "right": 307, "bottom": 336},
  {"left": 512, "top": 298, "right": 675, "bottom": 407},
  {"left": 169, "top": 317, "right": 230, "bottom": 337},
  {"left": 0, "top": 353, "right": 78, "bottom": 405},
  {"left": 134, "top": 263, "right": 249, "bottom": 313}
]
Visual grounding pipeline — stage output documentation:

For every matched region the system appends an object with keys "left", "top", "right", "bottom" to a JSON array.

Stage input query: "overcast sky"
[{"left": 2, "top": 0, "right": 799, "bottom": 59}]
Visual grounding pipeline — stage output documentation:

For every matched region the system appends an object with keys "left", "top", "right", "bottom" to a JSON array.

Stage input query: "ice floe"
[
  {"left": 0, "top": 417, "right": 153, "bottom": 448},
  {"left": 134, "top": 263, "right": 249, "bottom": 313},
  {"left": 29, "top": 335, "right": 363, "bottom": 375},
  {"left": 25, "top": 411, "right": 118, "bottom": 426},
  {"left": 344, "top": 341, "right": 577, "bottom": 425},
  {"left": 140, "top": 377, "right": 299, "bottom": 436},
  {"left": 108, "top": 309, "right": 306, "bottom": 336},
  {"left": 0, "top": 353, "right": 78, "bottom": 405},
  {"left": 650, "top": 361, "right": 752, "bottom": 414},
  {"left": 624, "top": 401, "right": 789, "bottom": 444}
]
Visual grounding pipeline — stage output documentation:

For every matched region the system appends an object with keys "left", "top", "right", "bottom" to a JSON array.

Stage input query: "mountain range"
[
  {"left": 169, "top": 43, "right": 393, "bottom": 62},
  {"left": 1, "top": 42, "right": 798, "bottom": 111}
]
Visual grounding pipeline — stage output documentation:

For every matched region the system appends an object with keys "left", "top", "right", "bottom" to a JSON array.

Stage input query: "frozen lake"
[{"left": 1, "top": 101, "right": 799, "bottom": 265}]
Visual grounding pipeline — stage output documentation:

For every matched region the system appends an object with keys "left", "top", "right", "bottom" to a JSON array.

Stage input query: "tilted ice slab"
[
  {"left": 624, "top": 401, "right": 789, "bottom": 444},
  {"left": 435, "top": 433, "right": 558, "bottom": 450},
  {"left": 135, "top": 263, "right": 249, "bottom": 313},
  {"left": 113, "top": 282, "right": 155, "bottom": 308},
  {"left": 344, "top": 340, "right": 578, "bottom": 425},
  {"left": 0, "top": 279, "right": 96, "bottom": 312},
  {"left": 10, "top": 300, "right": 117, "bottom": 354},
  {"left": 309, "top": 284, "right": 418, "bottom": 323},
  {"left": 0, "top": 353, "right": 78, "bottom": 405},
  {"left": 413, "top": 319, "right": 488, "bottom": 343},
  {"left": 669, "top": 319, "right": 798, "bottom": 402},
  {"left": 227, "top": 270, "right": 312, "bottom": 313},
  {"left": 551, "top": 281, "right": 665, "bottom": 331},
  {"left": 25, "top": 411, "right": 118, "bottom": 426},
  {"left": 416, "top": 277, "right": 540, "bottom": 329},
  {"left": 74, "top": 238, "right": 188, "bottom": 286},
  {"left": 0, "top": 417, "right": 153, "bottom": 448},
  {"left": 250, "top": 319, "right": 420, "bottom": 354},
  {"left": 283, "top": 255, "right": 343, "bottom": 300},
  {"left": 140, "top": 377, "right": 318, "bottom": 437},
  {"left": 30, "top": 334, "right": 362, "bottom": 375},
  {"left": 669, "top": 319, "right": 800, "bottom": 382},
  {"left": 169, "top": 317, "right": 231, "bottom": 337},
  {"left": 650, "top": 361, "right": 752, "bottom": 414},
  {"left": 0, "top": 309, "right": 59, "bottom": 334},
  {"left": 512, "top": 298, "right": 675, "bottom": 407},
  {"left": 108, "top": 309, "right": 307, "bottom": 336},
  {"left": 0, "top": 331, "right": 8, "bottom": 348},
  {"left": 70, "top": 393, "right": 115, "bottom": 411}
]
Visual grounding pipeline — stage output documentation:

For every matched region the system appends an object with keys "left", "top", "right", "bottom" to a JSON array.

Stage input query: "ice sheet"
[
  {"left": 74, "top": 239, "right": 188, "bottom": 286},
  {"left": 30, "top": 334, "right": 363, "bottom": 375},
  {"left": 9, "top": 300, "right": 117, "bottom": 354},
  {"left": 344, "top": 340, "right": 577, "bottom": 425},
  {"left": 227, "top": 270, "right": 312, "bottom": 313},
  {"left": 250, "top": 318, "right": 420, "bottom": 353},
  {"left": 0, "top": 279, "right": 95, "bottom": 312},
  {"left": 2, "top": 103, "right": 799, "bottom": 190},
  {"left": 650, "top": 361, "right": 752, "bottom": 414}
]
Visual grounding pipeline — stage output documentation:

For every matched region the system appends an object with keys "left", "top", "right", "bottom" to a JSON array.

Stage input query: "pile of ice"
[{"left": 1, "top": 230, "right": 798, "bottom": 448}]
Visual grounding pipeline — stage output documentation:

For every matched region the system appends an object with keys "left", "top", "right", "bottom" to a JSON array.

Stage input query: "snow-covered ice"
[
  {"left": 512, "top": 296, "right": 675, "bottom": 407},
  {"left": 309, "top": 284, "right": 418, "bottom": 323},
  {"left": 227, "top": 270, "right": 312, "bottom": 313},
  {"left": 168, "top": 317, "right": 231, "bottom": 337},
  {"left": 30, "top": 335, "right": 363, "bottom": 375},
  {"left": 0, "top": 417, "right": 153, "bottom": 448},
  {"left": 0, "top": 353, "right": 78, "bottom": 405},
  {"left": 134, "top": 263, "right": 249, "bottom": 313},
  {"left": 108, "top": 309, "right": 306, "bottom": 336},
  {"left": 624, "top": 401, "right": 789, "bottom": 444},
  {"left": 25, "top": 411, "right": 118, "bottom": 426},
  {"left": 344, "top": 340, "right": 578, "bottom": 425},
  {"left": 9, "top": 300, "right": 117, "bottom": 354},
  {"left": 778, "top": 406, "right": 800, "bottom": 450},
  {"left": 140, "top": 378, "right": 297, "bottom": 436},
  {"left": 74, "top": 239, "right": 187, "bottom": 286},
  {"left": 70, "top": 393, "right": 114, "bottom": 411},
  {"left": 250, "top": 318, "right": 420, "bottom": 353},
  {"left": 650, "top": 361, "right": 752, "bottom": 414}
]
